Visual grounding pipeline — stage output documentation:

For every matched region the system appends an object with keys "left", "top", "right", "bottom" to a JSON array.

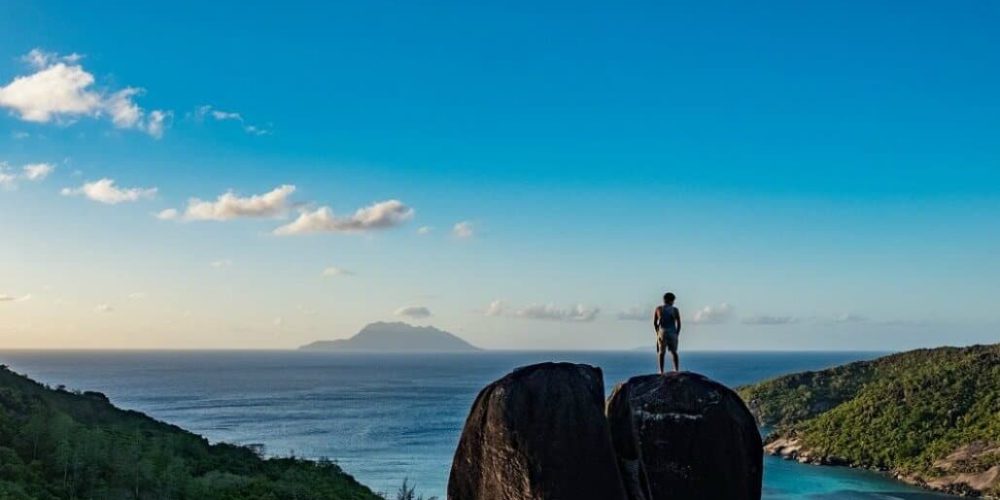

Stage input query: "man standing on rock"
[{"left": 654, "top": 292, "right": 682, "bottom": 373}]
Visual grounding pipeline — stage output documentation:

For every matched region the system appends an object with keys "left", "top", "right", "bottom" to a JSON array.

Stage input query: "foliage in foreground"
[
  {"left": 0, "top": 364, "right": 381, "bottom": 500},
  {"left": 388, "top": 479, "right": 438, "bottom": 500},
  {"left": 738, "top": 344, "right": 1000, "bottom": 495}
]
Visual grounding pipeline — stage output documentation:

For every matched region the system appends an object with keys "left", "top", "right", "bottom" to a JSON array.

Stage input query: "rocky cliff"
[
  {"left": 447, "top": 363, "right": 627, "bottom": 500},
  {"left": 448, "top": 363, "right": 762, "bottom": 500},
  {"left": 607, "top": 372, "right": 763, "bottom": 500}
]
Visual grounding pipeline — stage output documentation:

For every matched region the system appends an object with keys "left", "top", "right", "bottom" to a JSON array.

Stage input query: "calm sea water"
[{"left": 0, "top": 350, "right": 955, "bottom": 499}]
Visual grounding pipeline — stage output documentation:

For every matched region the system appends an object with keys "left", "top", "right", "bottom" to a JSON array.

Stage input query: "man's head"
[{"left": 663, "top": 292, "right": 676, "bottom": 305}]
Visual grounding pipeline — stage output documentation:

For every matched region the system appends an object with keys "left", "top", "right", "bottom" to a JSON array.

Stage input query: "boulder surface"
[
  {"left": 447, "top": 362, "right": 626, "bottom": 500},
  {"left": 606, "top": 372, "right": 763, "bottom": 500}
]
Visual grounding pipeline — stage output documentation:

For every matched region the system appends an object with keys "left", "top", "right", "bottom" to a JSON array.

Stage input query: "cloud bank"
[
  {"left": 691, "top": 303, "right": 734, "bottom": 324},
  {"left": 617, "top": 305, "right": 652, "bottom": 321},
  {"left": 485, "top": 300, "right": 600, "bottom": 322},
  {"left": 742, "top": 315, "right": 798, "bottom": 325},
  {"left": 517, "top": 303, "right": 600, "bottom": 322}
]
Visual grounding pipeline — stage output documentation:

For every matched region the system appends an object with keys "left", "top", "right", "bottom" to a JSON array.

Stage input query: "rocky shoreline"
[{"left": 764, "top": 435, "right": 999, "bottom": 498}]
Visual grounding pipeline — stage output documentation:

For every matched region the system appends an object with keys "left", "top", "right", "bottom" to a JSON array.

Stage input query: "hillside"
[
  {"left": 301, "top": 322, "right": 480, "bottom": 352},
  {"left": 0, "top": 363, "right": 381, "bottom": 500},
  {"left": 738, "top": 344, "right": 1000, "bottom": 497}
]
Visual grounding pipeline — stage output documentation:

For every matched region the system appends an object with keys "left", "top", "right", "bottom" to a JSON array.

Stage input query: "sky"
[{"left": 1, "top": 0, "right": 998, "bottom": 350}]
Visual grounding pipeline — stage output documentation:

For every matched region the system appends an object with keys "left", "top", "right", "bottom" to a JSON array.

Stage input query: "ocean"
[{"left": 0, "top": 350, "right": 955, "bottom": 499}]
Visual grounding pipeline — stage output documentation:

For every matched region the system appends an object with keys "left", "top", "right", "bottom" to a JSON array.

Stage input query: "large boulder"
[
  {"left": 448, "top": 362, "right": 627, "bottom": 500},
  {"left": 606, "top": 372, "right": 763, "bottom": 500}
]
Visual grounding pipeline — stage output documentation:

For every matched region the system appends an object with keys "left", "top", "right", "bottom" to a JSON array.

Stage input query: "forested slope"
[
  {"left": 0, "top": 364, "right": 381, "bottom": 500},
  {"left": 739, "top": 344, "right": 999, "bottom": 496}
]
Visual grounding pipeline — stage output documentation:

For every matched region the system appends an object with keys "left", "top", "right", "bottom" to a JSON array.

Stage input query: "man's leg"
[
  {"left": 671, "top": 350, "right": 680, "bottom": 372},
  {"left": 668, "top": 333, "right": 680, "bottom": 372},
  {"left": 657, "top": 348, "right": 665, "bottom": 374}
]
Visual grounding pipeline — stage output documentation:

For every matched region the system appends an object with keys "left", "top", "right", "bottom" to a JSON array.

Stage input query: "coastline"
[{"left": 765, "top": 435, "right": 997, "bottom": 498}]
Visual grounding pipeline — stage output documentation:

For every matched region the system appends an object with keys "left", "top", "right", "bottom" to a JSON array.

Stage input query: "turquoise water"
[{"left": 0, "top": 350, "right": 954, "bottom": 499}]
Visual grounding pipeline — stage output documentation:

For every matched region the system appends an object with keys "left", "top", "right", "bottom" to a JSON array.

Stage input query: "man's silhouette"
[{"left": 653, "top": 292, "right": 682, "bottom": 373}]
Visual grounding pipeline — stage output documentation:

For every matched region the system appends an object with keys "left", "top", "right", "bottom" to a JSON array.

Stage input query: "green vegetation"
[
  {"left": 739, "top": 344, "right": 1000, "bottom": 496},
  {"left": 0, "top": 364, "right": 381, "bottom": 500},
  {"left": 391, "top": 479, "right": 437, "bottom": 500}
]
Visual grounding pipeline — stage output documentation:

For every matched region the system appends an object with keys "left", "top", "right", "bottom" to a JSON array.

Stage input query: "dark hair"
[{"left": 663, "top": 292, "right": 676, "bottom": 304}]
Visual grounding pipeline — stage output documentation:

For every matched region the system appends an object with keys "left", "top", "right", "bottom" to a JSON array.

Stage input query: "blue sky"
[{"left": 1, "top": 0, "right": 998, "bottom": 349}]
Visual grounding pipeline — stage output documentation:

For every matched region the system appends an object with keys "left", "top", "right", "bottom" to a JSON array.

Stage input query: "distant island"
[
  {"left": 300, "top": 321, "right": 481, "bottom": 352},
  {"left": 0, "top": 363, "right": 380, "bottom": 500},
  {"left": 738, "top": 344, "right": 999, "bottom": 497}
]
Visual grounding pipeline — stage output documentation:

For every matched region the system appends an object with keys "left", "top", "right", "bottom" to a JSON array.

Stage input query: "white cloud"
[
  {"left": 742, "top": 315, "right": 798, "bottom": 325},
  {"left": 243, "top": 124, "right": 270, "bottom": 136},
  {"left": 321, "top": 266, "right": 354, "bottom": 277},
  {"left": 0, "top": 62, "right": 101, "bottom": 122},
  {"left": 0, "top": 293, "right": 32, "bottom": 303},
  {"left": 485, "top": 300, "right": 600, "bottom": 321},
  {"left": 210, "top": 259, "right": 233, "bottom": 269},
  {"left": 617, "top": 305, "right": 652, "bottom": 321},
  {"left": 517, "top": 303, "right": 600, "bottom": 322},
  {"left": 155, "top": 208, "right": 179, "bottom": 220},
  {"left": 211, "top": 110, "right": 241, "bottom": 121},
  {"left": 273, "top": 316, "right": 284, "bottom": 327},
  {"left": 127, "top": 292, "right": 146, "bottom": 300},
  {"left": 1, "top": 162, "right": 54, "bottom": 189},
  {"left": 416, "top": 226, "right": 433, "bottom": 235},
  {"left": 395, "top": 305, "right": 432, "bottom": 319},
  {"left": 0, "top": 164, "right": 16, "bottom": 189},
  {"left": 0, "top": 49, "right": 169, "bottom": 137},
  {"left": 452, "top": 221, "right": 474, "bottom": 239},
  {"left": 22, "top": 49, "right": 81, "bottom": 69},
  {"left": 105, "top": 88, "right": 143, "bottom": 128},
  {"left": 61, "top": 178, "right": 157, "bottom": 204},
  {"left": 831, "top": 313, "right": 867, "bottom": 324},
  {"left": 12, "top": 131, "right": 30, "bottom": 140},
  {"left": 22, "top": 163, "right": 54, "bottom": 181},
  {"left": 94, "top": 304, "right": 113, "bottom": 313},
  {"left": 9, "top": 51, "right": 165, "bottom": 135},
  {"left": 145, "top": 110, "right": 170, "bottom": 139},
  {"left": 691, "top": 303, "right": 734, "bottom": 324},
  {"left": 274, "top": 199, "right": 414, "bottom": 235},
  {"left": 178, "top": 185, "right": 296, "bottom": 221},
  {"left": 195, "top": 105, "right": 270, "bottom": 136},
  {"left": 485, "top": 299, "right": 505, "bottom": 317}
]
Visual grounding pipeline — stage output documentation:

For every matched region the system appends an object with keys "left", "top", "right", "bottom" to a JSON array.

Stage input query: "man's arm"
[
  {"left": 675, "top": 308, "right": 682, "bottom": 334},
  {"left": 652, "top": 307, "right": 660, "bottom": 332}
]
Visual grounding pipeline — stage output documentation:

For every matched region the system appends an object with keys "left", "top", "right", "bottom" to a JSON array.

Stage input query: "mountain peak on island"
[{"left": 299, "top": 321, "right": 481, "bottom": 352}]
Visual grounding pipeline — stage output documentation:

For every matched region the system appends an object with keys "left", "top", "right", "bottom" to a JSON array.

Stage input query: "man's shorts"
[{"left": 657, "top": 329, "right": 679, "bottom": 354}]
